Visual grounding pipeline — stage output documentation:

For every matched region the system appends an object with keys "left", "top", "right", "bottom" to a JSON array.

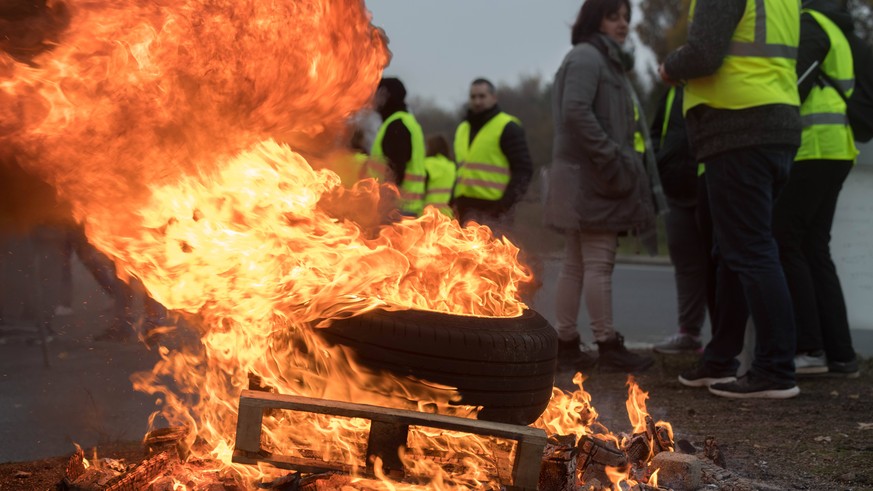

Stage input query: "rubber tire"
[{"left": 318, "top": 308, "right": 558, "bottom": 425}]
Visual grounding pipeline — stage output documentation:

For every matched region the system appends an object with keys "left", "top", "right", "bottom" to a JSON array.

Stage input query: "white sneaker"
[
  {"left": 795, "top": 352, "right": 828, "bottom": 374},
  {"left": 653, "top": 333, "right": 702, "bottom": 355}
]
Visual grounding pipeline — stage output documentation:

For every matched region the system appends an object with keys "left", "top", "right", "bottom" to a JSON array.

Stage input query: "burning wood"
[
  {"left": 232, "top": 391, "right": 547, "bottom": 490},
  {"left": 60, "top": 450, "right": 175, "bottom": 491}
]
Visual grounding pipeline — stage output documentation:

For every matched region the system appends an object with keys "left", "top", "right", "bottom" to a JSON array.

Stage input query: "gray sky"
[{"left": 364, "top": 0, "right": 655, "bottom": 110}]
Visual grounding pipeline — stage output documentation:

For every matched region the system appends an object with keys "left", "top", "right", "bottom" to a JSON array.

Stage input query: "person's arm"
[
  {"left": 381, "top": 120, "right": 411, "bottom": 185},
  {"left": 497, "top": 122, "right": 533, "bottom": 210},
  {"left": 663, "top": 0, "right": 746, "bottom": 82},
  {"left": 796, "top": 12, "right": 831, "bottom": 103}
]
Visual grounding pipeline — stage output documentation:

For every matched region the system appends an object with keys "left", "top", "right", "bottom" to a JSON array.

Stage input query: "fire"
[
  {"left": 2, "top": 0, "right": 670, "bottom": 489},
  {"left": 626, "top": 375, "right": 650, "bottom": 435}
]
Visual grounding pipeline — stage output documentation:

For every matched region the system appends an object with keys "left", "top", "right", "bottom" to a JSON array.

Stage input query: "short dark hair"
[
  {"left": 470, "top": 78, "right": 496, "bottom": 94},
  {"left": 571, "top": 0, "right": 631, "bottom": 46},
  {"left": 426, "top": 134, "right": 451, "bottom": 158}
]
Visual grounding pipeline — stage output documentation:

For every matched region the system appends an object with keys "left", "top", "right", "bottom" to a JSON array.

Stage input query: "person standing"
[
  {"left": 370, "top": 77, "right": 427, "bottom": 217},
  {"left": 660, "top": 0, "right": 803, "bottom": 398},
  {"left": 650, "top": 86, "right": 717, "bottom": 355},
  {"left": 773, "top": 0, "right": 860, "bottom": 378},
  {"left": 544, "top": 0, "right": 657, "bottom": 373},
  {"left": 423, "top": 135, "right": 457, "bottom": 218},
  {"left": 451, "top": 78, "right": 533, "bottom": 237}
]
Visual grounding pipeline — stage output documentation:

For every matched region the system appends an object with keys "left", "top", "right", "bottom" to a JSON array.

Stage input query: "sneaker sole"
[
  {"left": 708, "top": 385, "right": 800, "bottom": 399},
  {"left": 796, "top": 366, "right": 828, "bottom": 374},
  {"left": 678, "top": 375, "right": 736, "bottom": 388}
]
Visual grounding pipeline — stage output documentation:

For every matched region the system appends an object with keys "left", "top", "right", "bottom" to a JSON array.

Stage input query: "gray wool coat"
[{"left": 544, "top": 35, "right": 656, "bottom": 236}]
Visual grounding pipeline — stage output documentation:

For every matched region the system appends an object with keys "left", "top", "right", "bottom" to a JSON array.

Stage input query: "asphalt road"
[{"left": 532, "top": 257, "right": 873, "bottom": 356}]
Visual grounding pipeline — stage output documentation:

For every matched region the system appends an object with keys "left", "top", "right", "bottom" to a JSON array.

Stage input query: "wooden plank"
[
  {"left": 238, "top": 390, "right": 547, "bottom": 442},
  {"left": 509, "top": 438, "right": 546, "bottom": 491},
  {"left": 235, "top": 397, "right": 265, "bottom": 453},
  {"left": 233, "top": 391, "right": 548, "bottom": 491},
  {"left": 366, "top": 420, "right": 408, "bottom": 477},
  {"left": 232, "top": 450, "right": 353, "bottom": 475}
]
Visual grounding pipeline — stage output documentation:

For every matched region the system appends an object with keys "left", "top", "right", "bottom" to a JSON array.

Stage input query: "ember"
[{"left": 2, "top": 0, "right": 674, "bottom": 489}]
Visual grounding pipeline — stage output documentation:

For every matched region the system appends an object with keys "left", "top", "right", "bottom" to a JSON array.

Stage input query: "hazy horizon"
[{"left": 364, "top": 0, "right": 657, "bottom": 110}]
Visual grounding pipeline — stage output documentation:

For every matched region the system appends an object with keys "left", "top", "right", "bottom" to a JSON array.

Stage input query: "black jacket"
[
  {"left": 452, "top": 105, "right": 533, "bottom": 216},
  {"left": 650, "top": 87, "right": 697, "bottom": 206},
  {"left": 377, "top": 91, "right": 412, "bottom": 185}
]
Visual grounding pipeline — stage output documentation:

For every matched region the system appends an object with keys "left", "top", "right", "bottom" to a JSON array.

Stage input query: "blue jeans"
[{"left": 701, "top": 145, "right": 797, "bottom": 384}]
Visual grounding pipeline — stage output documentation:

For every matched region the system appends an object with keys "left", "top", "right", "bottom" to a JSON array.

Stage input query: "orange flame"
[
  {"left": 626, "top": 375, "right": 649, "bottom": 435},
  {"left": 2, "top": 1, "right": 670, "bottom": 488},
  {"left": 533, "top": 372, "right": 600, "bottom": 441},
  {"left": 2, "top": 0, "right": 533, "bottom": 486}
]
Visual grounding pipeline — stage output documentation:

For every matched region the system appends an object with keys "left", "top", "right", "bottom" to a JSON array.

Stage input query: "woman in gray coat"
[{"left": 544, "top": 0, "right": 657, "bottom": 373}]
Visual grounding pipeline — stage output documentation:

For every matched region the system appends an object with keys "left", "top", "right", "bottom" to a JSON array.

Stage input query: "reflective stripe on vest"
[
  {"left": 634, "top": 102, "right": 646, "bottom": 154},
  {"left": 660, "top": 86, "right": 678, "bottom": 148},
  {"left": 423, "top": 154, "right": 457, "bottom": 217},
  {"left": 452, "top": 112, "right": 518, "bottom": 201},
  {"left": 371, "top": 111, "right": 426, "bottom": 215},
  {"left": 684, "top": 0, "right": 800, "bottom": 113},
  {"left": 795, "top": 9, "right": 858, "bottom": 162},
  {"left": 362, "top": 156, "right": 390, "bottom": 182}
]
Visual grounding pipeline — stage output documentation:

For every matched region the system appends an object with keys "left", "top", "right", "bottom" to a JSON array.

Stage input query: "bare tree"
[{"left": 636, "top": 0, "right": 689, "bottom": 63}]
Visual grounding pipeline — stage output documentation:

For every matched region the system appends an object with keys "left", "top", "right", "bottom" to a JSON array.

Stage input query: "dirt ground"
[
  {"left": 560, "top": 353, "right": 873, "bottom": 491},
  {"left": 1, "top": 353, "right": 871, "bottom": 491}
]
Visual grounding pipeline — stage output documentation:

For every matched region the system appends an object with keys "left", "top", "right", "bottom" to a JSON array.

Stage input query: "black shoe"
[
  {"left": 596, "top": 333, "right": 654, "bottom": 373},
  {"left": 678, "top": 364, "right": 737, "bottom": 388},
  {"left": 708, "top": 373, "right": 799, "bottom": 399},
  {"left": 827, "top": 358, "right": 860, "bottom": 378},
  {"left": 557, "top": 335, "right": 597, "bottom": 372}
]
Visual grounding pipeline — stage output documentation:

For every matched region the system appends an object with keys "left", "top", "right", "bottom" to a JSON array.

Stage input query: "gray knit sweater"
[{"left": 663, "top": 0, "right": 801, "bottom": 161}]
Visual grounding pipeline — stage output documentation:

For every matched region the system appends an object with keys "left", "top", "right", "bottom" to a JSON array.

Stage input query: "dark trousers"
[
  {"left": 696, "top": 177, "right": 717, "bottom": 332},
  {"left": 665, "top": 196, "right": 714, "bottom": 336},
  {"left": 773, "top": 159, "right": 855, "bottom": 362},
  {"left": 701, "top": 145, "right": 797, "bottom": 384}
]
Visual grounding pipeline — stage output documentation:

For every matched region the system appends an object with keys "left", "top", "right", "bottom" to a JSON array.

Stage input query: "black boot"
[
  {"left": 557, "top": 335, "right": 598, "bottom": 373},
  {"left": 596, "top": 333, "right": 654, "bottom": 373}
]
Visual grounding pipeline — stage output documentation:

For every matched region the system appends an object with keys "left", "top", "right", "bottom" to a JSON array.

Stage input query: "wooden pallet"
[{"left": 232, "top": 390, "right": 547, "bottom": 490}]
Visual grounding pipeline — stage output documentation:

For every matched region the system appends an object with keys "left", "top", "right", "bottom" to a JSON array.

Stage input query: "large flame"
[
  {"left": 2, "top": 1, "right": 668, "bottom": 488},
  {"left": 1, "top": 0, "right": 532, "bottom": 485}
]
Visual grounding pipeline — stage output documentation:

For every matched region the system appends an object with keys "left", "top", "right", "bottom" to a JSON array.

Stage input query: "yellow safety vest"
[
  {"left": 684, "top": 0, "right": 800, "bottom": 114},
  {"left": 452, "top": 112, "right": 518, "bottom": 201},
  {"left": 371, "top": 111, "right": 426, "bottom": 216},
  {"left": 423, "top": 154, "right": 457, "bottom": 217},
  {"left": 795, "top": 9, "right": 858, "bottom": 162}
]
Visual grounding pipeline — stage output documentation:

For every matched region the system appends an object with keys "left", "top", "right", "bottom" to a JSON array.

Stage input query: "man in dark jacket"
[
  {"left": 660, "top": 0, "right": 802, "bottom": 399},
  {"left": 370, "top": 78, "right": 427, "bottom": 217},
  {"left": 451, "top": 78, "right": 533, "bottom": 237}
]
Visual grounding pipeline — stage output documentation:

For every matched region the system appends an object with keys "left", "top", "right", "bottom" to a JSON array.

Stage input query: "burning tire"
[{"left": 319, "top": 308, "right": 558, "bottom": 425}]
